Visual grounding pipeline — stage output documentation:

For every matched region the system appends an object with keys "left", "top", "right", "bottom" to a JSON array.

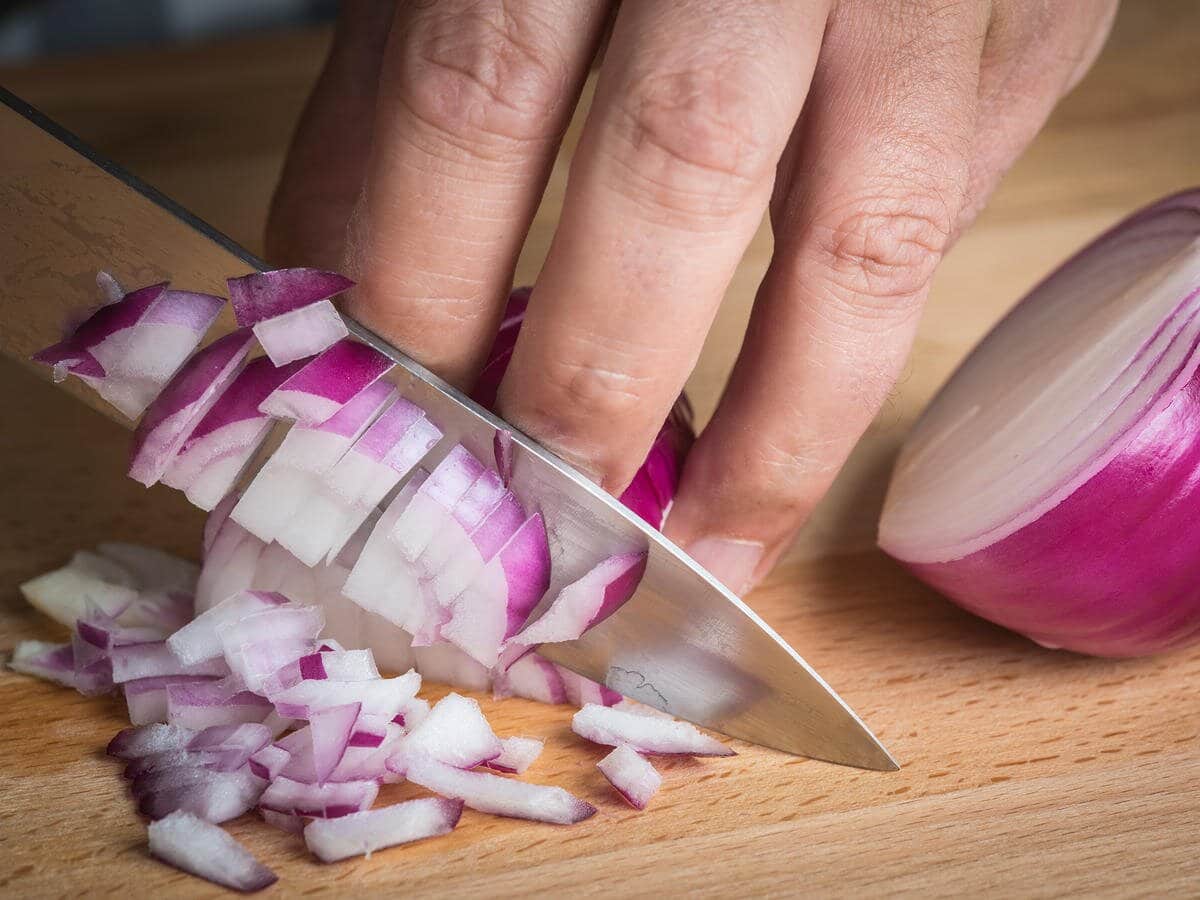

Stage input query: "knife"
[{"left": 0, "top": 87, "right": 896, "bottom": 771}]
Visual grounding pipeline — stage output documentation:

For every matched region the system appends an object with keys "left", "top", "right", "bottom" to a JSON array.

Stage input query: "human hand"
[{"left": 268, "top": 0, "right": 1118, "bottom": 594}]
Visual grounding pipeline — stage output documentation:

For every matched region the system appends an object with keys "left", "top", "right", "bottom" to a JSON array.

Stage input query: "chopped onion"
[
  {"left": 253, "top": 302, "right": 349, "bottom": 367},
  {"left": 9, "top": 640, "right": 79, "bottom": 689},
  {"left": 571, "top": 704, "right": 735, "bottom": 757},
  {"left": 259, "top": 648, "right": 380, "bottom": 696},
  {"left": 228, "top": 267, "right": 350, "bottom": 320},
  {"left": 309, "top": 702, "right": 361, "bottom": 783},
  {"left": 402, "top": 755, "right": 596, "bottom": 825},
  {"left": 188, "top": 723, "right": 272, "bottom": 757},
  {"left": 129, "top": 329, "right": 256, "bottom": 487},
  {"left": 257, "top": 338, "right": 393, "bottom": 426},
  {"left": 304, "top": 797, "right": 463, "bottom": 863},
  {"left": 125, "top": 676, "right": 218, "bottom": 726},
  {"left": 134, "top": 765, "right": 264, "bottom": 823},
  {"left": 261, "top": 808, "right": 306, "bottom": 834},
  {"left": 270, "top": 671, "right": 421, "bottom": 720},
  {"left": 168, "top": 590, "right": 289, "bottom": 665},
  {"left": 165, "top": 681, "right": 272, "bottom": 730},
  {"left": 395, "top": 693, "right": 502, "bottom": 770},
  {"left": 148, "top": 810, "right": 277, "bottom": 892},
  {"left": 19, "top": 558, "right": 139, "bottom": 627},
  {"left": 95, "top": 543, "right": 199, "bottom": 594},
  {"left": 596, "top": 744, "right": 661, "bottom": 810},
  {"left": 259, "top": 776, "right": 379, "bottom": 818},
  {"left": 510, "top": 552, "right": 646, "bottom": 647},
  {"left": 491, "top": 652, "right": 566, "bottom": 705},
  {"left": 409, "top": 643, "right": 493, "bottom": 693},
  {"left": 108, "top": 723, "right": 197, "bottom": 759},
  {"left": 248, "top": 744, "right": 291, "bottom": 781},
  {"left": 110, "top": 642, "right": 228, "bottom": 683},
  {"left": 879, "top": 190, "right": 1200, "bottom": 656},
  {"left": 482, "top": 736, "right": 544, "bottom": 775}
]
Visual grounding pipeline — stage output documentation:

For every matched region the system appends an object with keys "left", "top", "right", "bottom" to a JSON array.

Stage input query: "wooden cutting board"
[{"left": 1, "top": 4, "right": 1197, "bottom": 896}]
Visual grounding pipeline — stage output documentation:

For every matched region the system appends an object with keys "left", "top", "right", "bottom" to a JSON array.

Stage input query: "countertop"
[{"left": 1, "top": 3, "right": 1198, "bottom": 896}]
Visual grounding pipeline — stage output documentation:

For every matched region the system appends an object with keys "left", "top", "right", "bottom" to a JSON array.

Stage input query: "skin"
[{"left": 268, "top": 0, "right": 1119, "bottom": 595}]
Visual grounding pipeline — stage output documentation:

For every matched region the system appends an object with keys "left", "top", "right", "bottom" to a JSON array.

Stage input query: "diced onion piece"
[
  {"left": 259, "top": 777, "right": 379, "bottom": 819},
  {"left": 129, "top": 329, "right": 256, "bottom": 487},
  {"left": 134, "top": 766, "right": 265, "bottom": 823},
  {"left": 571, "top": 704, "right": 735, "bottom": 757},
  {"left": 259, "top": 648, "right": 380, "bottom": 696},
  {"left": 597, "top": 744, "right": 661, "bottom": 810},
  {"left": 258, "top": 338, "right": 393, "bottom": 426},
  {"left": 482, "top": 736, "right": 544, "bottom": 775},
  {"left": 310, "top": 702, "right": 361, "bottom": 784},
  {"left": 166, "top": 681, "right": 272, "bottom": 730},
  {"left": 398, "top": 693, "right": 502, "bottom": 770},
  {"left": 511, "top": 552, "right": 646, "bottom": 646},
  {"left": 148, "top": 810, "right": 277, "bottom": 892},
  {"left": 108, "top": 723, "right": 197, "bottom": 759},
  {"left": 491, "top": 653, "right": 567, "bottom": 705},
  {"left": 401, "top": 755, "right": 596, "bottom": 825},
  {"left": 271, "top": 670, "right": 421, "bottom": 720},
  {"left": 110, "top": 642, "right": 228, "bottom": 683},
  {"left": 19, "top": 561, "right": 139, "bottom": 628},
  {"left": 253, "top": 301, "right": 349, "bottom": 366},
  {"left": 248, "top": 744, "right": 291, "bottom": 781},
  {"left": 125, "top": 676, "right": 218, "bottom": 726},
  {"left": 9, "top": 640, "right": 78, "bottom": 689},
  {"left": 187, "top": 723, "right": 272, "bottom": 757},
  {"left": 261, "top": 808, "right": 305, "bottom": 834},
  {"left": 167, "top": 590, "right": 288, "bottom": 665},
  {"left": 228, "top": 267, "right": 352, "bottom": 325},
  {"left": 304, "top": 797, "right": 463, "bottom": 863}
]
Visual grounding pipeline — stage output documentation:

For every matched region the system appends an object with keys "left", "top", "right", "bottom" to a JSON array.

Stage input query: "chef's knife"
[{"left": 0, "top": 87, "right": 897, "bottom": 770}]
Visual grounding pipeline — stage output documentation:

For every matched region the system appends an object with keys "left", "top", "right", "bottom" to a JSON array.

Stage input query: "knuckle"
[
  {"left": 397, "top": 5, "right": 566, "bottom": 146},
  {"left": 605, "top": 58, "right": 781, "bottom": 221},
  {"left": 807, "top": 192, "right": 954, "bottom": 313}
]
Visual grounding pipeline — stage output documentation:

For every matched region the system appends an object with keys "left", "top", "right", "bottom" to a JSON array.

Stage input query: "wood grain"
[{"left": 1, "top": 2, "right": 1199, "bottom": 896}]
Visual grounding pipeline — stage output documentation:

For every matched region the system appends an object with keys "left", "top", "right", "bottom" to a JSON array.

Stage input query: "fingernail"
[{"left": 685, "top": 537, "right": 765, "bottom": 596}]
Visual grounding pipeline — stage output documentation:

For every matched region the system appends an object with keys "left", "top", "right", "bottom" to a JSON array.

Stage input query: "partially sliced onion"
[
  {"left": 162, "top": 356, "right": 304, "bottom": 509},
  {"left": 879, "top": 189, "right": 1200, "bottom": 656},
  {"left": 233, "top": 380, "right": 395, "bottom": 542},
  {"left": 482, "top": 736, "right": 544, "bottom": 775},
  {"left": 401, "top": 755, "right": 596, "bottom": 825},
  {"left": 395, "top": 693, "right": 502, "bottom": 770},
  {"left": 571, "top": 704, "right": 734, "bottom": 757},
  {"left": 259, "top": 776, "right": 379, "bottom": 818},
  {"left": 596, "top": 744, "right": 661, "bottom": 810},
  {"left": 148, "top": 810, "right": 278, "bottom": 892},
  {"left": 510, "top": 552, "right": 646, "bottom": 647},
  {"left": 167, "top": 590, "right": 289, "bottom": 665},
  {"left": 304, "top": 797, "right": 464, "bottom": 863},
  {"left": 258, "top": 338, "right": 393, "bottom": 426},
  {"left": 129, "top": 329, "right": 256, "bottom": 487}
]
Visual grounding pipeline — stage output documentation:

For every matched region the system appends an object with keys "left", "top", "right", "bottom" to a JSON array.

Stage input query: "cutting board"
[{"left": 1, "top": 4, "right": 1198, "bottom": 896}]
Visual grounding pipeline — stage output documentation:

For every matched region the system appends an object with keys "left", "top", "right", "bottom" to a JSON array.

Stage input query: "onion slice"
[
  {"left": 304, "top": 797, "right": 463, "bottom": 863},
  {"left": 394, "top": 692, "right": 502, "bottom": 770},
  {"left": 596, "top": 744, "right": 661, "bottom": 810},
  {"left": 258, "top": 338, "right": 393, "bottom": 426},
  {"left": 148, "top": 810, "right": 278, "bottom": 892},
  {"left": 510, "top": 552, "right": 646, "bottom": 647},
  {"left": 482, "top": 736, "right": 544, "bottom": 775},
  {"left": 571, "top": 704, "right": 735, "bottom": 757},
  {"left": 259, "top": 777, "right": 379, "bottom": 818}
]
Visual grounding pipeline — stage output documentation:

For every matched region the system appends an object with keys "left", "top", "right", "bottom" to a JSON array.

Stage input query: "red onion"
[
  {"left": 880, "top": 189, "right": 1200, "bottom": 656},
  {"left": 148, "top": 810, "right": 278, "bottom": 892},
  {"left": 303, "top": 797, "right": 463, "bottom": 863},
  {"left": 481, "top": 736, "right": 544, "bottom": 775},
  {"left": 309, "top": 702, "right": 360, "bottom": 783},
  {"left": 108, "top": 724, "right": 197, "bottom": 759},
  {"left": 596, "top": 744, "right": 661, "bottom": 810},
  {"left": 227, "top": 268, "right": 352, "bottom": 366},
  {"left": 396, "top": 693, "right": 502, "bottom": 770},
  {"left": 510, "top": 552, "right": 647, "bottom": 647},
  {"left": 258, "top": 338, "right": 393, "bottom": 425},
  {"left": 259, "top": 776, "right": 379, "bottom": 819},
  {"left": 571, "top": 703, "right": 735, "bottom": 757},
  {"left": 124, "top": 676, "right": 217, "bottom": 726}
]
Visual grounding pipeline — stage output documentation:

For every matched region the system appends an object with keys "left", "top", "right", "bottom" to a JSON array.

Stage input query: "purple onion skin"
[
  {"left": 473, "top": 288, "right": 694, "bottom": 530},
  {"left": 901, "top": 368, "right": 1200, "bottom": 657}
]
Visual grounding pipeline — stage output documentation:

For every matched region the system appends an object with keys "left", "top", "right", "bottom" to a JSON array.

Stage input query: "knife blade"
[{"left": 0, "top": 87, "right": 896, "bottom": 770}]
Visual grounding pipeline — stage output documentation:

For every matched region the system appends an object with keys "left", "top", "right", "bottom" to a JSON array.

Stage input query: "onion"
[
  {"left": 134, "top": 765, "right": 264, "bottom": 823},
  {"left": 510, "top": 552, "right": 646, "bottom": 647},
  {"left": 109, "top": 641, "right": 229, "bottom": 683},
  {"left": 124, "top": 676, "right": 218, "bottom": 726},
  {"left": 168, "top": 590, "right": 289, "bottom": 665},
  {"left": 227, "top": 268, "right": 351, "bottom": 366},
  {"left": 259, "top": 776, "right": 379, "bottom": 818},
  {"left": 148, "top": 810, "right": 278, "bottom": 893},
  {"left": 95, "top": 543, "right": 199, "bottom": 594},
  {"left": 401, "top": 755, "right": 596, "bottom": 825},
  {"left": 162, "top": 356, "right": 304, "bottom": 509},
  {"left": 303, "top": 797, "right": 463, "bottom": 863},
  {"left": 129, "top": 328, "right": 256, "bottom": 487},
  {"left": 248, "top": 744, "right": 291, "bottom": 781},
  {"left": 309, "top": 702, "right": 361, "bottom": 783},
  {"left": 596, "top": 744, "right": 661, "bottom": 810},
  {"left": 108, "top": 724, "right": 197, "bottom": 759},
  {"left": 270, "top": 671, "right": 421, "bottom": 720},
  {"left": 879, "top": 189, "right": 1200, "bottom": 656},
  {"left": 571, "top": 704, "right": 735, "bottom": 757},
  {"left": 9, "top": 640, "right": 78, "bottom": 689},
  {"left": 482, "top": 736, "right": 544, "bottom": 775},
  {"left": 165, "top": 681, "right": 272, "bottom": 730},
  {"left": 257, "top": 338, "right": 394, "bottom": 426},
  {"left": 394, "top": 693, "right": 502, "bottom": 770}
]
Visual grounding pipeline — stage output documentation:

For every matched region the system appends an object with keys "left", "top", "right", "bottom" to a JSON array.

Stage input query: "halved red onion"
[
  {"left": 233, "top": 380, "right": 396, "bottom": 542},
  {"left": 259, "top": 776, "right": 379, "bottom": 818},
  {"left": 9, "top": 640, "right": 79, "bottom": 689},
  {"left": 510, "top": 552, "right": 646, "bottom": 647},
  {"left": 33, "top": 281, "right": 167, "bottom": 384},
  {"left": 310, "top": 702, "right": 361, "bottom": 784},
  {"left": 248, "top": 744, "right": 291, "bottom": 781},
  {"left": 596, "top": 744, "right": 661, "bottom": 810},
  {"left": 168, "top": 590, "right": 288, "bottom": 665},
  {"left": 880, "top": 190, "right": 1200, "bottom": 656},
  {"left": 129, "top": 329, "right": 256, "bottom": 486},
  {"left": 482, "top": 736, "right": 544, "bottom": 775},
  {"left": 95, "top": 289, "right": 226, "bottom": 419},
  {"left": 163, "top": 356, "right": 304, "bottom": 509},
  {"left": 396, "top": 693, "right": 502, "bottom": 770},
  {"left": 110, "top": 642, "right": 229, "bottom": 683},
  {"left": 440, "top": 513, "right": 550, "bottom": 667},
  {"left": 304, "top": 797, "right": 463, "bottom": 863},
  {"left": 258, "top": 338, "right": 393, "bottom": 426},
  {"left": 275, "top": 398, "right": 441, "bottom": 566},
  {"left": 571, "top": 704, "right": 734, "bottom": 757},
  {"left": 108, "top": 723, "right": 197, "bottom": 759},
  {"left": 271, "top": 671, "right": 421, "bottom": 720},
  {"left": 402, "top": 755, "right": 596, "bottom": 825},
  {"left": 166, "top": 681, "right": 272, "bottom": 730},
  {"left": 148, "top": 810, "right": 278, "bottom": 892}
]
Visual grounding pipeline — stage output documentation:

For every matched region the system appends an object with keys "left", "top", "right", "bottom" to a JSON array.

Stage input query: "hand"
[{"left": 268, "top": 0, "right": 1118, "bottom": 594}]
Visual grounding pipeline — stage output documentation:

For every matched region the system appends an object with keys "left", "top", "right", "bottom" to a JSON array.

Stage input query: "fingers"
[
  {"left": 267, "top": 0, "right": 396, "bottom": 268},
  {"left": 497, "top": 0, "right": 830, "bottom": 491},
  {"left": 664, "top": 0, "right": 987, "bottom": 594},
  {"left": 342, "top": 0, "right": 610, "bottom": 387}
]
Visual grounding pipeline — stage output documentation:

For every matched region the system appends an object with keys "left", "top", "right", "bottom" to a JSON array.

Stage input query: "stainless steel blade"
[{"left": 0, "top": 88, "right": 897, "bottom": 770}]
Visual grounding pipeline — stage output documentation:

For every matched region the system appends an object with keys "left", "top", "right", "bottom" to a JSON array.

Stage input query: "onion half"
[{"left": 880, "top": 189, "right": 1200, "bottom": 657}]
